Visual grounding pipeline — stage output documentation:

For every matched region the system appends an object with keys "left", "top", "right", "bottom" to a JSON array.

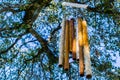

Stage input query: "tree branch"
[
  {"left": 29, "top": 28, "right": 57, "bottom": 63},
  {"left": 25, "top": 48, "right": 43, "bottom": 62},
  {"left": 23, "top": 0, "right": 52, "bottom": 24},
  {"left": 0, "top": 3, "right": 25, "bottom": 13},
  {"left": 20, "top": 0, "right": 58, "bottom": 63},
  {"left": 48, "top": 24, "right": 61, "bottom": 42},
  {"left": 0, "top": 32, "right": 28, "bottom": 54},
  {"left": 0, "top": 25, "right": 19, "bottom": 32},
  {"left": 0, "top": 7, "right": 20, "bottom": 13},
  {"left": 86, "top": 1, "right": 120, "bottom": 15}
]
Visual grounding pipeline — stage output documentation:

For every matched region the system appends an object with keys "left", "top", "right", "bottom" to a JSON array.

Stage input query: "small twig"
[
  {"left": 25, "top": 48, "right": 43, "bottom": 62},
  {"left": 48, "top": 23, "right": 61, "bottom": 42}
]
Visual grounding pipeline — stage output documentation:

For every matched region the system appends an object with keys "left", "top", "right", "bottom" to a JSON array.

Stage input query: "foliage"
[{"left": 0, "top": 0, "right": 120, "bottom": 80}]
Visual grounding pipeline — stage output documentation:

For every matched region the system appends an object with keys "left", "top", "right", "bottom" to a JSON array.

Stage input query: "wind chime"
[{"left": 58, "top": 2, "right": 92, "bottom": 79}]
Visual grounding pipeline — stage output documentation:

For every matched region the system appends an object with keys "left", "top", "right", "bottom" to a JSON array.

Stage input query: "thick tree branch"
[
  {"left": 1, "top": 0, "right": 57, "bottom": 63},
  {"left": 29, "top": 28, "right": 57, "bottom": 63},
  {"left": 29, "top": 28, "right": 47, "bottom": 46},
  {"left": 23, "top": 0, "right": 52, "bottom": 23},
  {"left": 21, "top": 0, "right": 58, "bottom": 63}
]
